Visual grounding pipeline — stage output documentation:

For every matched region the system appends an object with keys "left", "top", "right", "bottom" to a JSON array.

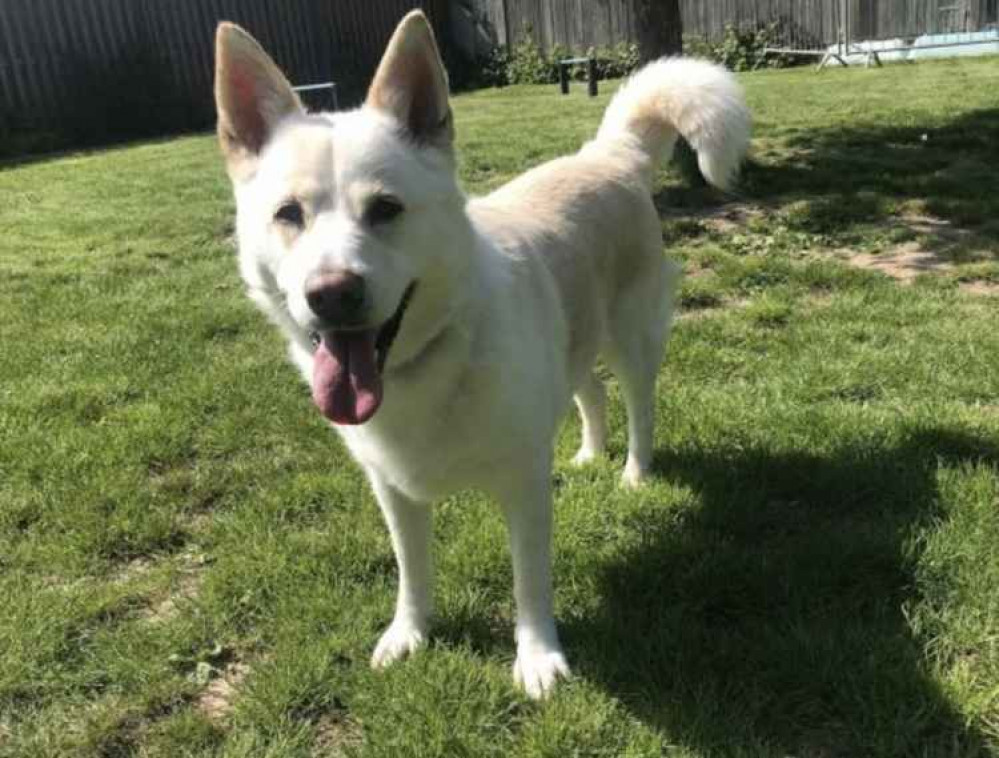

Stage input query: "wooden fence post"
[{"left": 587, "top": 57, "right": 598, "bottom": 96}]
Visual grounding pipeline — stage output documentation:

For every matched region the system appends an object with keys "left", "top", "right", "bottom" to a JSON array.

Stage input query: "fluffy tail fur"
[{"left": 594, "top": 58, "right": 751, "bottom": 190}]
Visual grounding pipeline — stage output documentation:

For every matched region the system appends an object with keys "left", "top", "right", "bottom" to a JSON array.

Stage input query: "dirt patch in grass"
[
  {"left": 845, "top": 210, "right": 999, "bottom": 288},
  {"left": 195, "top": 662, "right": 250, "bottom": 722},
  {"left": 678, "top": 297, "right": 751, "bottom": 320},
  {"left": 899, "top": 211, "right": 997, "bottom": 260},
  {"left": 849, "top": 242, "right": 953, "bottom": 283},
  {"left": 141, "top": 550, "right": 208, "bottom": 624},
  {"left": 112, "top": 557, "right": 155, "bottom": 584},
  {"left": 312, "top": 712, "right": 363, "bottom": 756},
  {"left": 902, "top": 212, "right": 970, "bottom": 243},
  {"left": 959, "top": 280, "right": 999, "bottom": 297},
  {"left": 664, "top": 201, "right": 767, "bottom": 234}
]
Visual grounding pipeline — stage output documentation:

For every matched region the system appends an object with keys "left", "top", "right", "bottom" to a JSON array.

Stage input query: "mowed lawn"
[{"left": 3, "top": 56, "right": 999, "bottom": 757}]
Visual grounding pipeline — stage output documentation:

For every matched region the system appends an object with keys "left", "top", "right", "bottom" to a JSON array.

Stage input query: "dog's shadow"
[{"left": 561, "top": 426, "right": 994, "bottom": 756}]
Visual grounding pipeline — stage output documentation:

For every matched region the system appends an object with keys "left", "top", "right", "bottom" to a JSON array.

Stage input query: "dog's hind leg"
[
  {"left": 368, "top": 471, "right": 434, "bottom": 669},
  {"left": 606, "top": 256, "right": 677, "bottom": 488},
  {"left": 571, "top": 371, "right": 607, "bottom": 466},
  {"left": 605, "top": 340, "right": 659, "bottom": 487}
]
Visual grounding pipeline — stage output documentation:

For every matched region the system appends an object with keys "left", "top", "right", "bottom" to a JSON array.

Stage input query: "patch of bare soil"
[
  {"left": 901, "top": 212, "right": 968, "bottom": 238},
  {"left": 141, "top": 551, "right": 207, "bottom": 624},
  {"left": 849, "top": 241, "right": 953, "bottom": 283},
  {"left": 847, "top": 211, "right": 999, "bottom": 289},
  {"left": 959, "top": 280, "right": 999, "bottom": 297},
  {"left": 900, "top": 211, "right": 984, "bottom": 255},
  {"left": 664, "top": 201, "right": 767, "bottom": 234},
  {"left": 678, "top": 297, "right": 750, "bottom": 321},
  {"left": 112, "top": 557, "right": 155, "bottom": 585},
  {"left": 195, "top": 662, "right": 250, "bottom": 722},
  {"left": 312, "top": 712, "right": 363, "bottom": 757}
]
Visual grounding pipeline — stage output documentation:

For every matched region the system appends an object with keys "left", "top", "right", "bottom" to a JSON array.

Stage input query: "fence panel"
[
  {"left": 497, "top": 0, "right": 647, "bottom": 50},
  {"left": 0, "top": 0, "right": 449, "bottom": 134}
]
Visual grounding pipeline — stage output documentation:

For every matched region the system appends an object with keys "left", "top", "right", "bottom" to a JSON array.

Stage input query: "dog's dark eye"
[
  {"left": 365, "top": 195, "right": 404, "bottom": 226},
  {"left": 274, "top": 200, "right": 304, "bottom": 227}
]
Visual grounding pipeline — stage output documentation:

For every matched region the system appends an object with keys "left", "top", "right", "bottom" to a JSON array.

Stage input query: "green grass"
[{"left": 2, "top": 56, "right": 999, "bottom": 756}]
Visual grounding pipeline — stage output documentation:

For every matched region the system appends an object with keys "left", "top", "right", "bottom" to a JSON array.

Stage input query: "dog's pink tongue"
[{"left": 312, "top": 331, "right": 382, "bottom": 425}]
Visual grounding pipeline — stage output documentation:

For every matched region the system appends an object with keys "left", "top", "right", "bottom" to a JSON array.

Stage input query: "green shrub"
[
  {"left": 503, "top": 27, "right": 641, "bottom": 86},
  {"left": 593, "top": 42, "right": 641, "bottom": 79},
  {"left": 480, "top": 46, "right": 512, "bottom": 88},
  {"left": 507, "top": 28, "right": 558, "bottom": 84},
  {"left": 684, "top": 22, "right": 800, "bottom": 71}
]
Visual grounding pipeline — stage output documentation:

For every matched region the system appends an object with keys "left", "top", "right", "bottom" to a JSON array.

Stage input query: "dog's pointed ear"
[
  {"left": 214, "top": 22, "right": 302, "bottom": 180},
  {"left": 366, "top": 11, "right": 453, "bottom": 147}
]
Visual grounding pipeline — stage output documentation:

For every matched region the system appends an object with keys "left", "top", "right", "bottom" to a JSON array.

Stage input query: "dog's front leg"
[
  {"left": 368, "top": 471, "right": 433, "bottom": 669},
  {"left": 495, "top": 470, "right": 570, "bottom": 698}
]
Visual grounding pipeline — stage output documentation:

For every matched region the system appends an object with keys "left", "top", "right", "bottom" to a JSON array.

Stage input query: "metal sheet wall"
[{"left": 0, "top": 0, "right": 449, "bottom": 130}]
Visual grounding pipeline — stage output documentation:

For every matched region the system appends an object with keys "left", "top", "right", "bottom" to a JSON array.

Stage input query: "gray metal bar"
[
  {"left": 845, "top": 38, "right": 999, "bottom": 54},
  {"left": 293, "top": 82, "right": 335, "bottom": 92},
  {"left": 293, "top": 81, "right": 338, "bottom": 109}
]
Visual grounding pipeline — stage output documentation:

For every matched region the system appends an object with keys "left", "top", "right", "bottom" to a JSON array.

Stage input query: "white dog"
[{"left": 214, "top": 12, "right": 749, "bottom": 698}]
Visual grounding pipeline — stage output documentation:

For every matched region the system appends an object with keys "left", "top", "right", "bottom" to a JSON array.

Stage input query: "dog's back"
[{"left": 469, "top": 58, "right": 750, "bottom": 393}]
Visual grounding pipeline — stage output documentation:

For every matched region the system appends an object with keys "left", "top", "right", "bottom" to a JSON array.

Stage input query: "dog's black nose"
[{"left": 305, "top": 271, "right": 367, "bottom": 325}]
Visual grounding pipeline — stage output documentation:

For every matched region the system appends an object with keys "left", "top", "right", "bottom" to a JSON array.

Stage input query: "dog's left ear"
[
  {"left": 215, "top": 22, "right": 303, "bottom": 181},
  {"left": 366, "top": 11, "right": 453, "bottom": 147}
]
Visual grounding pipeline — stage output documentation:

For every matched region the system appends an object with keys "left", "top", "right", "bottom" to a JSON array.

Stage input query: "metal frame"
[
  {"left": 557, "top": 57, "right": 599, "bottom": 97},
  {"left": 760, "top": 0, "right": 999, "bottom": 72},
  {"left": 293, "top": 82, "right": 339, "bottom": 110}
]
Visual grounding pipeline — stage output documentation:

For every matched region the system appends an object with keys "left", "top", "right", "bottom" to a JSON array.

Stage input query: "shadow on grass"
[
  {"left": 565, "top": 427, "right": 996, "bottom": 756},
  {"left": 0, "top": 129, "right": 212, "bottom": 172},
  {"left": 659, "top": 107, "right": 999, "bottom": 243}
]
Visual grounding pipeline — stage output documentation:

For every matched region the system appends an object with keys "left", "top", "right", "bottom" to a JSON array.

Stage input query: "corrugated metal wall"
[{"left": 0, "top": 0, "right": 448, "bottom": 132}]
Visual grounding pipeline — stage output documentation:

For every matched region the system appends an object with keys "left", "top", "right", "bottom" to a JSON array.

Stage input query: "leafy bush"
[
  {"left": 479, "top": 46, "right": 512, "bottom": 88},
  {"left": 593, "top": 42, "right": 641, "bottom": 79},
  {"left": 445, "top": 43, "right": 512, "bottom": 91},
  {"left": 502, "top": 26, "right": 641, "bottom": 86},
  {"left": 684, "top": 22, "right": 800, "bottom": 71},
  {"left": 506, "top": 30, "right": 558, "bottom": 84}
]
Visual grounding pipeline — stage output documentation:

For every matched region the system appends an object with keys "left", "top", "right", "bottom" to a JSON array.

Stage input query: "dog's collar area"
[{"left": 375, "top": 282, "right": 417, "bottom": 373}]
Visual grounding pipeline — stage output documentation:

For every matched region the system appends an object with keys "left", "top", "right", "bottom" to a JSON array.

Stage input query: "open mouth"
[{"left": 310, "top": 282, "right": 416, "bottom": 426}]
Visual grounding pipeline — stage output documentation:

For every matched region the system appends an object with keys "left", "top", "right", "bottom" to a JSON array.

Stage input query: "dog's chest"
[{"left": 340, "top": 398, "right": 497, "bottom": 501}]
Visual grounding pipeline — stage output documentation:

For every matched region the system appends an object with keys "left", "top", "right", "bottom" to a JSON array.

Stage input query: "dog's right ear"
[{"left": 214, "top": 22, "right": 302, "bottom": 181}]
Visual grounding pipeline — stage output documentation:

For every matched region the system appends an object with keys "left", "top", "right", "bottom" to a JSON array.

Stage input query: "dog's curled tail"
[{"left": 594, "top": 58, "right": 751, "bottom": 191}]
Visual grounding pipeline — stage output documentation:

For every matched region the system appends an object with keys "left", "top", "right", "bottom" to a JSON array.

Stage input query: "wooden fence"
[
  {"left": 4, "top": 0, "right": 997, "bottom": 145},
  {"left": 0, "top": 0, "right": 448, "bottom": 133},
  {"left": 483, "top": 0, "right": 998, "bottom": 52},
  {"left": 494, "top": 0, "right": 642, "bottom": 50}
]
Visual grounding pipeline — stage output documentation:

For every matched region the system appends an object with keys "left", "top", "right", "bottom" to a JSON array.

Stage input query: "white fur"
[
  {"left": 217, "top": 15, "right": 750, "bottom": 699},
  {"left": 596, "top": 57, "right": 752, "bottom": 189}
]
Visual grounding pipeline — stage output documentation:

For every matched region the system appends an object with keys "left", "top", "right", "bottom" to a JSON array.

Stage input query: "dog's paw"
[
  {"left": 513, "top": 646, "right": 571, "bottom": 699},
  {"left": 571, "top": 447, "right": 600, "bottom": 467},
  {"left": 371, "top": 618, "right": 427, "bottom": 669},
  {"left": 621, "top": 458, "right": 650, "bottom": 488}
]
